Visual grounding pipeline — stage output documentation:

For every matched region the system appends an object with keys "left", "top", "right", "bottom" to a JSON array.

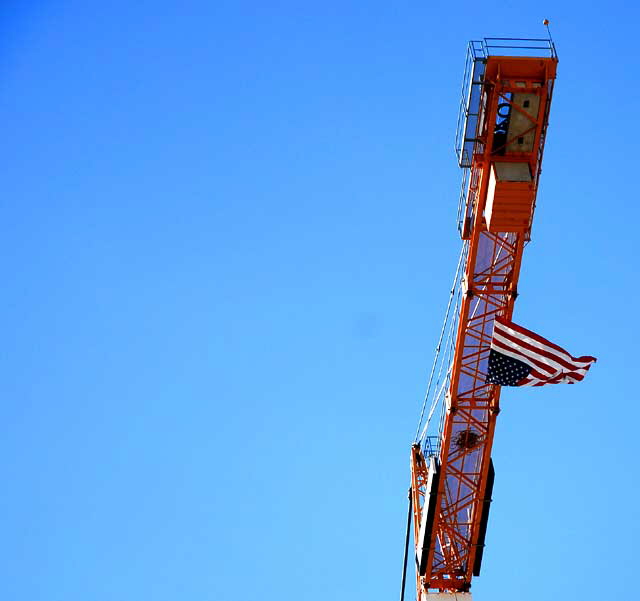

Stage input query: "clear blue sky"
[{"left": 1, "top": 2, "right": 637, "bottom": 600}]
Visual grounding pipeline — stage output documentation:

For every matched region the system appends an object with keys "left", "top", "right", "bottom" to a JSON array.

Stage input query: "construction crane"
[{"left": 403, "top": 36, "right": 558, "bottom": 600}]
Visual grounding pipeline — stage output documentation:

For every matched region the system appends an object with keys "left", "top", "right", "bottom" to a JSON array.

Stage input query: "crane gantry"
[{"left": 407, "top": 37, "right": 558, "bottom": 600}]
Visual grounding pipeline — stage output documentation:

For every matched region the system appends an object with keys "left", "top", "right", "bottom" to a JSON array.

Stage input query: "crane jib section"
[{"left": 411, "top": 52, "right": 558, "bottom": 597}]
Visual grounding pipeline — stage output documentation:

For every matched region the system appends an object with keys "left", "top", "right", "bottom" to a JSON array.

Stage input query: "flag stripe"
[
  {"left": 490, "top": 339, "right": 557, "bottom": 375},
  {"left": 494, "top": 316, "right": 577, "bottom": 355},
  {"left": 491, "top": 332, "right": 593, "bottom": 377},
  {"left": 491, "top": 332, "right": 587, "bottom": 376},
  {"left": 520, "top": 369, "right": 585, "bottom": 386},
  {"left": 494, "top": 320, "right": 595, "bottom": 367},
  {"left": 488, "top": 317, "right": 596, "bottom": 388},
  {"left": 492, "top": 322, "right": 596, "bottom": 372},
  {"left": 495, "top": 317, "right": 596, "bottom": 364}
]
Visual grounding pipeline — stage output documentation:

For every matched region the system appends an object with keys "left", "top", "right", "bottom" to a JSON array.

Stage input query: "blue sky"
[{"left": 1, "top": 2, "right": 638, "bottom": 600}]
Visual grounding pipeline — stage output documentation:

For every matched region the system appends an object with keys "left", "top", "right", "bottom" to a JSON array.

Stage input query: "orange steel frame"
[{"left": 411, "top": 55, "right": 558, "bottom": 597}]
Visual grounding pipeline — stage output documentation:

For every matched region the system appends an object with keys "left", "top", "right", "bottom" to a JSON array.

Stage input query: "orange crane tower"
[{"left": 409, "top": 38, "right": 558, "bottom": 599}]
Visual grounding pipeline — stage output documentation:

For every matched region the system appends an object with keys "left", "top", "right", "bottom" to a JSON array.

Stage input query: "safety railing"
[
  {"left": 482, "top": 37, "right": 557, "bottom": 59},
  {"left": 422, "top": 436, "right": 440, "bottom": 460},
  {"left": 454, "top": 42, "right": 486, "bottom": 169}
]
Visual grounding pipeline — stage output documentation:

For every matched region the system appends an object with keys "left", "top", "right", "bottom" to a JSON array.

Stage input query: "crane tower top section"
[{"left": 456, "top": 38, "right": 557, "bottom": 169}]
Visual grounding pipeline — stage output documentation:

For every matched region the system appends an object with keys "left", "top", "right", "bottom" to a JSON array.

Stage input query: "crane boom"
[{"left": 411, "top": 38, "right": 558, "bottom": 599}]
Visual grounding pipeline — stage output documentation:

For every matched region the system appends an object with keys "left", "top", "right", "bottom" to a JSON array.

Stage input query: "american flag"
[{"left": 487, "top": 317, "right": 597, "bottom": 387}]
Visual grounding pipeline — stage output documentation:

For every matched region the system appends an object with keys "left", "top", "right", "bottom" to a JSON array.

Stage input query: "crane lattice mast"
[{"left": 409, "top": 37, "right": 558, "bottom": 600}]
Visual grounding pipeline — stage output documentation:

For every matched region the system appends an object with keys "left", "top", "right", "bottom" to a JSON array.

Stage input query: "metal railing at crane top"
[{"left": 475, "top": 37, "right": 557, "bottom": 59}]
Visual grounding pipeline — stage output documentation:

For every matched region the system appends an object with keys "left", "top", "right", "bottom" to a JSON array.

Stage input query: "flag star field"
[{"left": 487, "top": 349, "right": 531, "bottom": 386}]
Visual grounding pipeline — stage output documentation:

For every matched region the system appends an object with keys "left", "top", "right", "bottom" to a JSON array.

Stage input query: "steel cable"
[{"left": 414, "top": 241, "right": 468, "bottom": 443}]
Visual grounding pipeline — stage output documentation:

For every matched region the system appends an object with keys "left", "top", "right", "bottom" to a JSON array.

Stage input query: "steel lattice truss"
[
  {"left": 412, "top": 230, "right": 523, "bottom": 592},
  {"left": 432, "top": 229, "right": 522, "bottom": 587},
  {"left": 411, "top": 49, "right": 558, "bottom": 597}
]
